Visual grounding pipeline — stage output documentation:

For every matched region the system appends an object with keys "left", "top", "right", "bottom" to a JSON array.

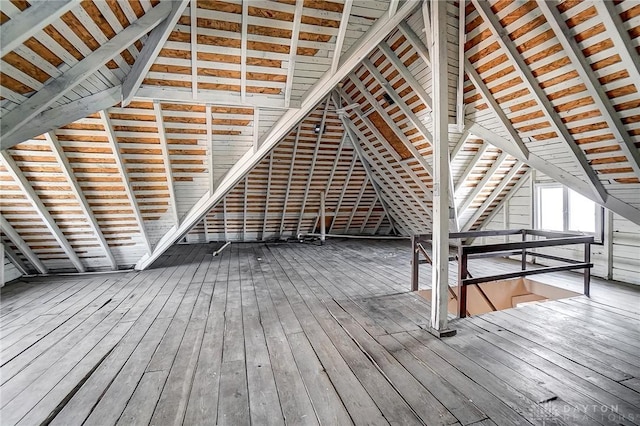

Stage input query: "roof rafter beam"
[
  {"left": 538, "top": 1, "right": 640, "bottom": 177},
  {"left": 1, "top": 86, "right": 121, "bottom": 150},
  {"left": 3, "top": 243, "right": 30, "bottom": 277},
  {"left": 360, "top": 190, "right": 376, "bottom": 233},
  {"left": 191, "top": 1, "right": 198, "bottom": 99},
  {"left": 454, "top": 141, "right": 489, "bottom": 192},
  {"left": 342, "top": 115, "right": 429, "bottom": 231},
  {"left": 284, "top": 0, "right": 305, "bottom": 108},
  {"left": 378, "top": 42, "right": 433, "bottom": 109},
  {"left": 342, "top": 119, "right": 408, "bottom": 235},
  {"left": 100, "top": 110, "right": 152, "bottom": 255},
  {"left": 262, "top": 153, "right": 273, "bottom": 239},
  {"left": 0, "top": 152, "right": 85, "bottom": 272},
  {"left": 325, "top": 133, "right": 347, "bottom": 195},
  {"left": 467, "top": 121, "right": 640, "bottom": 225},
  {"left": 398, "top": 22, "right": 431, "bottom": 67},
  {"left": 457, "top": 151, "right": 509, "bottom": 214},
  {"left": 344, "top": 115, "right": 433, "bottom": 223},
  {"left": 472, "top": 0, "right": 607, "bottom": 203},
  {"left": 451, "top": 123, "right": 472, "bottom": 160},
  {"left": 464, "top": 58, "right": 529, "bottom": 159},
  {"left": 466, "top": 168, "right": 533, "bottom": 244},
  {"left": 0, "top": 215, "right": 48, "bottom": 275},
  {"left": 461, "top": 161, "right": 524, "bottom": 232},
  {"left": 331, "top": 0, "right": 353, "bottom": 74},
  {"left": 1, "top": 2, "right": 172, "bottom": 139},
  {"left": 134, "top": 0, "right": 421, "bottom": 269},
  {"left": 153, "top": 102, "right": 180, "bottom": 227},
  {"left": 329, "top": 153, "right": 358, "bottom": 233},
  {"left": 206, "top": 104, "right": 214, "bottom": 193},
  {"left": 0, "top": 0, "right": 81, "bottom": 57},
  {"left": 339, "top": 81, "right": 434, "bottom": 179},
  {"left": 241, "top": 0, "right": 250, "bottom": 102},
  {"left": 280, "top": 125, "right": 301, "bottom": 236},
  {"left": 46, "top": 132, "right": 117, "bottom": 270},
  {"left": 296, "top": 98, "right": 331, "bottom": 236},
  {"left": 593, "top": 1, "right": 640, "bottom": 85},
  {"left": 346, "top": 175, "right": 368, "bottom": 232},
  {"left": 122, "top": 0, "right": 190, "bottom": 106}
]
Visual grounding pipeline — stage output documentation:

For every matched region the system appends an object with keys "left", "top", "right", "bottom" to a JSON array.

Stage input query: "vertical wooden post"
[
  {"left": 320, "top": 191, "right": 326, "bottom": 245},
  {"left": 458, "top": 246, "right": 467, "bottom": 318},
  {"left": 521, "top": 229, "right": 527, "bottom": 271},
  {"left": 584, "top": 242, "right": 591, "bottom": 297},
  {"left": 430, "top": 0, "right": 454, "bottom": 337},
  {"left": 411, "top": 235, "right": 419, "bottom": 291}
]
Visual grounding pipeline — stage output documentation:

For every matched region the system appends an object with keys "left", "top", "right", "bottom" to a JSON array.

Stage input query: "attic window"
[{"left": 383, "top": 93, "right": 395, "bottom": 105}]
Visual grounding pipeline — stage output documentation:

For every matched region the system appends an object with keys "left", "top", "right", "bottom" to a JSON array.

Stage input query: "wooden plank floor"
[{"left": 1, "top": 240, "right": 639, "bottom": 425}]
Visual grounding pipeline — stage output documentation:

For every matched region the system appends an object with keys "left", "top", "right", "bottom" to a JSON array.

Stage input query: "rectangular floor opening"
[{"left": 417, "top": 278, "right": 580, "bottom": 316}]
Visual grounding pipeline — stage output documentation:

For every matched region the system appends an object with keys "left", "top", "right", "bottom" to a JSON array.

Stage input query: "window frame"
[{"left": 534, "top": 183, "right": 604, "bottom": 244}]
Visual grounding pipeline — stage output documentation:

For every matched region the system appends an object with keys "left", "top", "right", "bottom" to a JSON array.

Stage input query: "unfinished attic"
[{"left": 1, "top": 0, "right": 640, "bottom": 424}]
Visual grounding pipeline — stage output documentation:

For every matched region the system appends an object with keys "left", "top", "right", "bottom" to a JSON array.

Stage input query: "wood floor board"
[{"left": 0, "top": 240, "right": 637, "bottom": 426}]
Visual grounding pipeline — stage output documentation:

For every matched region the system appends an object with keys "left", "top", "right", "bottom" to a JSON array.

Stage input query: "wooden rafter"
[
  {"left": 243, "top": 178, "right": 248, "bottom": 241},
  {"left": 468, "top": 121, "right": 640, "bottom": 225},
  {"left": 461, "top": 162, "right": 525, "bottom": 232},
  {"left": 454, "top": 142, "right": 489, "bottom": 192},
  {"left": 538, "top": 1, "right": 640, "bottom": 177},
  {"left": 331, "top": 0, "right": 353, "bottom": 74},
  {"left": 2, "top": 86, "right": 121, "bottom": 150},
  {"left": 191, "top": 0, "right": 198, "bottom": 99},
  {"left": 99, "top": 110, "right": 152, "bottom": 255},
  {"left": 329, "top": 154, "right": 357, "bottom": 233},
  {"left": 1, "top": 3, "right": 172, "bottom": 139},
  {"left": 46, "top": 132, "right": 118, "bottom": 270},
  {"left": 153, "top": 103, "right": 180, "bottom": 227},
  {"left": 593, "top": 1, "right": 640, "bottom": 86},
  {"left": 240, "top": 0, "right": 249, "bottom": 102},
  {"left": 284, "top": 0, "right": 304, "bottom": 108},
  {"left": 463, "top": 59, "right": 529, "bottom": 160},
  {"left": 0, "top": 0, "right": 81, "bottom": 57},
  {"left": 325, "top": 133, "right": 347, "bottom": 194},
  {"left": 341, "top": 119, "right": 404, "bottom": 234},
  {"left": 361, "top": 193, "right": 377, "bottom": 234},
  {"left": 3, "top": 243, "right": 30, "bottom": 277},
  {"left": 339, "top": 82, "right": 435, "bottom": 180},
  {"left": 280, "top": 125, "right": 301, "bottom": 236},
  {"left": 378, "top": 42, "right": 432, "bottom": 109},
  {"left": 0, "top": 215, "right": 48, "bottom": 275},
  {"left": 451, "top": 124, "right": 472, "bottom": 160},
  {"left": 346, "top": 175, "right": 369, "bottom": 232},
  {"left": 296, "top": 99, "right": 331, "bottom": 236},
  {"left": 344, "top": 117, "right": 432, "bottom": 226},
  {"left": 398, "top": 22, "right": 430, "bottom": 67},
  {"left": 471, "top": 169, "right": 533, "bottom": 238},
  {"left": 0, "top": 152, "right": 85, "bottom": 273},
  {"left": 342, "top": 116, "right": 424, "bottom": 232},
  {"left": 472, "top": 0, "right": 608, "bottom": 204},
  {"left": 135, "top": 1, "right": 421, "bottom": 270},
  {"left": 457, "top": 151, "right": 509, "bottom": 214},
  {"left": 262, "top": 153, "right": 274, "bottom": 239},
  {"left": 206, "top": 104, "right": 214, "bottom": 193},
  {"left": 122, "top": 0, "right": 190, "bottom": 106}
]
